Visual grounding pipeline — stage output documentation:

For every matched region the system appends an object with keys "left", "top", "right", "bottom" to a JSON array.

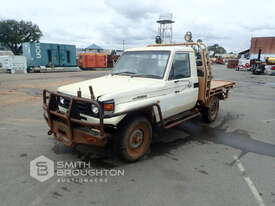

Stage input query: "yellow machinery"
[{"left": 266, "top": 57, "right": 275, "bottom": 64}]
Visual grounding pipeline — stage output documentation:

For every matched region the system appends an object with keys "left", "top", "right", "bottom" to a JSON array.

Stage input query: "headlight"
[
  {"left": 59, "top": 97, "right": 65, "bottom": 105},
  {"left": 91, "top": 104, "right": 99, "bottom": 114}
]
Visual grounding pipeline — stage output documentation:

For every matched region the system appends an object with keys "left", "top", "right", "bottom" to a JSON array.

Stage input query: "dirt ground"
[{"left": 0, "top": 66, "right": 275, "bottom": 206}]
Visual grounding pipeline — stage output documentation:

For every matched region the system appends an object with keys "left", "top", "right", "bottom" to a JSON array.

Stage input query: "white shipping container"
[
  {"left": 0, "top": 51, "right": 14, "bottom": 56},
  {"left": 0, "top": 55, "right": 27, "bottom": 74}
]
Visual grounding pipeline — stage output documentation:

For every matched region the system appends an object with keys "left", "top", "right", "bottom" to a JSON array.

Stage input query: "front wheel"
[
  {"left": 117, "top": 116, "right": 152, "bottom": 162},
  {"left": 202, "top": 96, "right": 219, "bottom": 123}
]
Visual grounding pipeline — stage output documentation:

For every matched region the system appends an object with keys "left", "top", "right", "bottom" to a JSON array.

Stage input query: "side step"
[{"left": 164, "top": 110, "right": 201, "bottom": 129}]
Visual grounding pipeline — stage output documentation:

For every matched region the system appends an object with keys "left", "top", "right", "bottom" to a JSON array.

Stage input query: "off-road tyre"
[
  {"left": 202, "top": 96, "right": 219, "bottom": 123},
  {"left": 117, "top": 116, "right": 152, "bottom": 162}
]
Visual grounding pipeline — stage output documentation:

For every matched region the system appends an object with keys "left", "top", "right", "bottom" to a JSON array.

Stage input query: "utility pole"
[{"left": 122, "top": 40, "right": 125, "bottom": 51}]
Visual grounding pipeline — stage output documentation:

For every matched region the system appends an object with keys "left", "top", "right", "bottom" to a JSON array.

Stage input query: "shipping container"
[
  {"left": 0, "top": 55, "right": 27, "bottom": 73},
  {"left": 23, "top": 42, "right": 76, "bottom": 68},
  {"left": 78, "top": 53, "right": 107, "bottom": 69}
]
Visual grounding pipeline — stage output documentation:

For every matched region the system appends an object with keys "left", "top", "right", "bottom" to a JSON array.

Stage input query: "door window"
[{"left": 169, "top": 53, "right": 191, "bottom": 80}]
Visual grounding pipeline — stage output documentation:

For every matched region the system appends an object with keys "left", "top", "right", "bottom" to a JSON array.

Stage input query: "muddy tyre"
[
  {"left": 117, "top": 116, "right": 152, "bottom": 162},
  {"left": 202, "top": 96, "right": 219, "bottom": 123}
]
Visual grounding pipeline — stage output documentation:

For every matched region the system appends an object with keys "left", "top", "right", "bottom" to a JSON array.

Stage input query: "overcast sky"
[{"left": 1, "top": 0, "right": 275, "bottom": 52}]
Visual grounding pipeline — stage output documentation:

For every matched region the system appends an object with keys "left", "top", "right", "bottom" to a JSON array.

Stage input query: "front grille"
[
  {"left": 57, "top": 96, "right": 98, "bottom": 117},
  {"left": 75, "top": 101, "right": 94, "bottom": 116},
  {"left": 60, "top": 97, "right": 70, "bottom": 108}
]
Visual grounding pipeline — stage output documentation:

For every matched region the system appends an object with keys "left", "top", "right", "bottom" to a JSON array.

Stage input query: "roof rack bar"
[{"left": 147, "top": 42, "right": 207, "bottom": 50}]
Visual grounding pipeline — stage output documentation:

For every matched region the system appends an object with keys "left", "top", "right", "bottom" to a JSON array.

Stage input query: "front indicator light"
[{"left": 103, "top": 101, "right": 114, "bottom": 112}]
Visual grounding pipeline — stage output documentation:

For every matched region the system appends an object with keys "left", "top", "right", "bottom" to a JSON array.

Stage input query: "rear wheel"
[
  {"left": 202, "top": 96, "right": 219, "bottom": 123},
  {"left": 117, "top": 116, "right": 152, "bottom": 162}
]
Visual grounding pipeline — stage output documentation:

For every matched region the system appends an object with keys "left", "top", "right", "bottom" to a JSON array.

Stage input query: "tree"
[
  {"left": 0, "top": 19, "right": 42, "bottom": 55},
  {"left": 0, "top": 42, "right": 6, "bottom": 50},
  {"left": 207, "top": 44, "right": 226, "bottom": 57}
]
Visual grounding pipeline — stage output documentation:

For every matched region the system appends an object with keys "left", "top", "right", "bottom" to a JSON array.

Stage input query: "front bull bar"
[{"left": 42, "top": 89, "right": 164, "bottom": 147}]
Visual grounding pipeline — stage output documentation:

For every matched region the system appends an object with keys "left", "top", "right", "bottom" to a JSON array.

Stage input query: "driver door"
[{"left": 164, "top": 52, "right": 198, "bottom": 117}]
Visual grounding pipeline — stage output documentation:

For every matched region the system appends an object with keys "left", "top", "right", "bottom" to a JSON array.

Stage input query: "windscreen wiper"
[
  {"left": 132, "top": 74, "right": 162, "bottom": 79},
  {"left": 112, "top": 71, "right": 136, "bottom": 76}
]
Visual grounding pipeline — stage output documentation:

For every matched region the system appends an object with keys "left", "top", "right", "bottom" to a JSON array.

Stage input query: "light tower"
[{"left": 156, "top": 13, "right": 175, "bottom": 44}]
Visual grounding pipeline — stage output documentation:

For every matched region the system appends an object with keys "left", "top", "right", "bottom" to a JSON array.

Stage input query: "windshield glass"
[{"left": 112, "top": 51, "right": 170, "bottom": 79}]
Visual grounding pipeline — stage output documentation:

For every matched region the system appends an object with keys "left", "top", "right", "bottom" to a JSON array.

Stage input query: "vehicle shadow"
[
  {"left": 54, "top": 121, "right": 199, "bottom": 169},
  {"left": 51, "top": 126, "right": 195, "bottom": 169}
]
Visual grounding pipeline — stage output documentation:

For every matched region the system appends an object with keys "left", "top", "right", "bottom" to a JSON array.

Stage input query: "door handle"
[{"left": 174, "top": 79, "right": 187, "bottom": 83}]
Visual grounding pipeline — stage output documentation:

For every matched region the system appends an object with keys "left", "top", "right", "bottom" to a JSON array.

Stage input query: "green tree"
[
  {"left": 207, "top": 44, "right": 226, "bottom": 57},
  {"left": 0, "top": 19, "right": 42, "bottom": 55},
  {"left": 0, "top": 42, "right": 6, "bottom": 50}
]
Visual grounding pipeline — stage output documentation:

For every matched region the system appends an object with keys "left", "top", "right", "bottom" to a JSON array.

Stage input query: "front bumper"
[{"left": 43, "top": 89, "right": 107, "bottom": 147}]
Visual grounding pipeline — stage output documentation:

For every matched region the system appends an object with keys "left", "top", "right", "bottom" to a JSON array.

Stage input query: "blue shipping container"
[{"left": 22, "top": 42, "right": 77, "bottom": 68}]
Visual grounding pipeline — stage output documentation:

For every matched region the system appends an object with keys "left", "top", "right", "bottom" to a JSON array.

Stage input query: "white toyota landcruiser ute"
[{"left": 43, "top": 41, "right": 235, "bottom": 162}]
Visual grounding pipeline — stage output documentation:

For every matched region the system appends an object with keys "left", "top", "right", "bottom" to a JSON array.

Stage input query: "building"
[
  {"left": 0, "top": 43, "right": 13, "bottom": 56},
  {"left": 238, "top": 49, "right": 250, "bottom": 59},
  {"left": 250, "top": 37, "right": 275, "bottom": 60},
  {"left": 215, "top": 53, "right": 238, "bottom": 59},
  {"left": 85, "top": 43, "right": 104, "bottom": 53}
]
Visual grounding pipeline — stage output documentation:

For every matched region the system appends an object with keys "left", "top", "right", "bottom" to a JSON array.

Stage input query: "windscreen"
[{"left": 112, "top": 51, "right": 170, "bottom": 79}]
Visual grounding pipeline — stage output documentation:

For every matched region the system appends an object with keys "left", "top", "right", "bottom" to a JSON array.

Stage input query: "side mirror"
[
  {"left": 197, "top": 69, "right": 204, "bottom": 77},
  {"left": 196, "top": 61, "right": 202, "bottom": 66}
]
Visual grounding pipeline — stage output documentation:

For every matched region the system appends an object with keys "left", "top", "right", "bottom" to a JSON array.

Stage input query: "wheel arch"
[
  {"left": 203, "top": 94, "right": 223, "bottom": 108},
  {"left": 117, "top": 106, "right": 156, "bottom": 128}
]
